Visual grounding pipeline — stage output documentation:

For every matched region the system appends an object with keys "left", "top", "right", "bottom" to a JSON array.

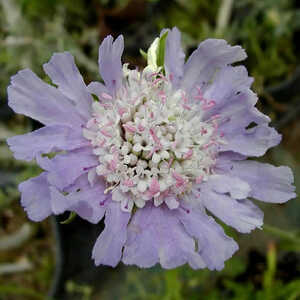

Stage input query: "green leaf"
[
  {"left": 140, "top": 48, "right": 147, "bottom": 60},
  {"left": 157, "top": 31, "right": 168, "bottom": 68},
  {"left": 144, "top": 31, "right": 169, "bottom": 72}
]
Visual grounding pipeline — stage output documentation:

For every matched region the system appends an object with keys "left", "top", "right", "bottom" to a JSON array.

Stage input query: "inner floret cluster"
[{"left": 83, "top": 65, "right": 226, "bottom": 212}]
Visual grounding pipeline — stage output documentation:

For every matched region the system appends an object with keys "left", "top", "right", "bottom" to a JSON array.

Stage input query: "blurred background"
[{"left": 0, "top": 0, "right": 300, "bottom": 299}]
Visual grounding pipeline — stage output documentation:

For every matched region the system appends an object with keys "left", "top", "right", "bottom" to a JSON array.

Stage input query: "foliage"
[
  {"left": 96, "top": 245, "right": 300, "bottom": 300},
  {"left": 156, "top": 0, "right": 300, "bottom": 89}
]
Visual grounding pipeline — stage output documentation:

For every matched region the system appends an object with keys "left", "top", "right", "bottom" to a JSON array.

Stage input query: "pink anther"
[
  {"left": 182, "top": 103, "right": 192, "bottom": 110},
  {"left": 210, "top": 114, "right": 221, "bottom": 120},
  {"left": 149, "top": 178, "right": 160, "bottom": 197},
  {"left": 123, "top": 123, "right": 136, "bottom": 134},
  {"left": 168, "top": 157, "right": 174, "bottom": 167},
  {"left": 118, "top": 107, "right": 127, "bottom": 117},
  {"left": 172, "top": 171, "right": 186, "bottom": 188},
  {"left": 138, "top": 124, "right": 145, "bottom": 132},
  {"left": 100, "top": 128, "right": 113, "bottom": 138},
  {"left": 194, "top": 95, "right": 205, "bottom": 101},
  {"left": 123, "top": 179, "right": 135, "bottom": 187},
  {"left": 100, "top": 103, "right": 113, "bottom": 109},
  {"left": 86, "top": 118, "right": 97, "bottom": 128},
  {"left": 183, "top": 149, "right": 193, "bottom": 159},
  {"left": 196, "top": 85, "right": 202, "bottom": 94},
  {"left": 181, "top": 91, "right": 189, "bottom": 103},
  {"left": 99, "top": 139, "right": 106, "bottom": 147},
  {"left": 159, "top": 91, "right": 166, "bottom": 104},
  {"left": 101, "top": 92, "right": 113, "bottom": 100},
  {"left": 104, "top": 120, "right": 114, "bottom": 127},
  {"left": 150, "top": 72, "right": 160, "bottom": 78},
  {"left": 109, "top": 158, "right": 117, "bottom": 171},
  {"left": 152, "top": 78, "right": 162, "bottom": 85},
  {"left": 158, "top": 74, "right": 168, "bottom": 81},
  {"left": 195, "top": 86, "right": 205, "bottom": 100},
  {"left": 149, "top": 128, "right": 162, "bottom": 148},
  {"left": 202, "top": 141, "right": 217, "bottom": 149},
  {"left": 202, "top": 100, "right": 216, "bottom": 110},
  {"left": 195, "top": 175, "right": 203, "bottom": 184},
  {"left": 212, "top": 119, "right": 219, "bottom": 131},
  {"left": 200, "top": 128, "right": 207, "bottom": 135}
]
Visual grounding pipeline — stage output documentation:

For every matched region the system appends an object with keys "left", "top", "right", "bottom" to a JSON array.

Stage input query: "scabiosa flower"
[{"left": 7, "top": 28, "right": 296, "bottom": 270}]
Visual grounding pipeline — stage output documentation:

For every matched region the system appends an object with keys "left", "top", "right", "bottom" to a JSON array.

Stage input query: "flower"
[{"left": 7, "top": 27, "right": 296, "bottom": 270}]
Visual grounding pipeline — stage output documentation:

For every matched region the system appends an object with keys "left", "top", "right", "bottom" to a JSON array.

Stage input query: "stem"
[
  {"left": 263, "top": 224, "right": 300, "bottom": 244},
  {"left": 216, "top": 0, "right": 234, "bottom": 36}
]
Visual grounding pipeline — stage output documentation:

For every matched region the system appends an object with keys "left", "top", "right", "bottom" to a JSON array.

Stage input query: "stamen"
[
  {"left": 202, "top": 100, "right": 216, "bottom": 110},
  {"left": 123, "top": 179, "right": 135, "bottom": 187},
  {"left": 149, "top": 128, "right": 162, "bottom": 149},
  {"left": 148, "top": 178, "right": 160, "bottom": 197},
  {"left": 83, "top": 67, "right": 226, "bottom": 211},
  {"left": 138, "top": 124, "right": 145, "bottom": 132},
  {"left": 123, "top": 124, "right": 136, "bottom": 133},
  {"left": 183, "top": 149, "right": 193, "bottom": 159},
  {"left": 172, "top": 171, "right": 186, "bottom": 188},
  {"left": 104, "top": 184, "right": 118, "bottom": 194},
  {"left": 99, "top": 128, "right": 113, "bottom": 138},
  {"left": 118, "top": 107, "right": 127, "bottom": 117},
  {"left": 101, "top": 92, "right": 113, "bottom": 100},
  {"left": 182, "top": 103, "right": 191, "bottom": 110},
  {"left": 159, "top": 91, "right": 166, "bottom": 104}
]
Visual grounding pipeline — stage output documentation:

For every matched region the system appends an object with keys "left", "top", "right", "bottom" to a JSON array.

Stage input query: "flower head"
[{"left": 7, "top": 28, "right": 296, "bottom": 270}]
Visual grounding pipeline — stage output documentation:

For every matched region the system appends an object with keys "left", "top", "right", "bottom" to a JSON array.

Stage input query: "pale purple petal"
[
  {"left": 215, "top": 151, "right": 247, "bottom": 173},
  {"left": 7, "top": 125, "right": 88, "bottom": 161},
  {"left": 228, "top": 161, "right": 296, "bottom": 203},
  {"left": 64, "top": 173, "right": 91, "bottom": 193},
  {"left": 19, "top": 172, "right": 52, "bottom": 221},
  {"left": 49, "top": 186, "right": 73, "bottom": 215},
  {"left": 49, "top": 180, "right": 108, "bottom": 223},
  {"left": 123, "top": 203, "right": 206, "bottom": 269},
  {"left": 98, "top": 35, "right": 124, "bottom": 95},
  {"left": 164, "top": 27, "right": 185, "bottom": 88},
  {"left": 208, "top": 174, "right": 251, "bottom": 199},
  {"left": 69, "top": 178, "right": 108, "bottom": 224},
  {"left": 87, "top": 81, "right": 109, "bottom": 100},
  {"left": 204, "top": 82, "right": 280, "bottom": 157},
  {"left": 8, "top": 69, "right": 84, "bottom": 126},
  {"left": 215, "top": 89, "right": 270, "bottom": 132},
  {"left": 203, "top": 66, "right": 253, "bottom": 119},
  {"left": 205, "top": 84, "right": 269, "bottom": 137},
  {"left": 201, "top": 181, "right": 264, "bottom": 233},
  {"left": 92, "top": 201, "right": 130, "bottom": 267},
  {"left": 43, "top": 52, "right": 93, "bottom": 120},
  {"left": 214, "top": 89, "right": 280, "bottom": 156},
  {"left": 37, "top": 147, "right": 98, "bottom": 190},
  {"left": 176, "top": 207, "right": 238, "bottom": 270},
  {"left": 220, "top": 123, "right": 281, "bottom": 156},
  {"left": 182, "top": 39, "right": 246, "bottom": 93}
]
